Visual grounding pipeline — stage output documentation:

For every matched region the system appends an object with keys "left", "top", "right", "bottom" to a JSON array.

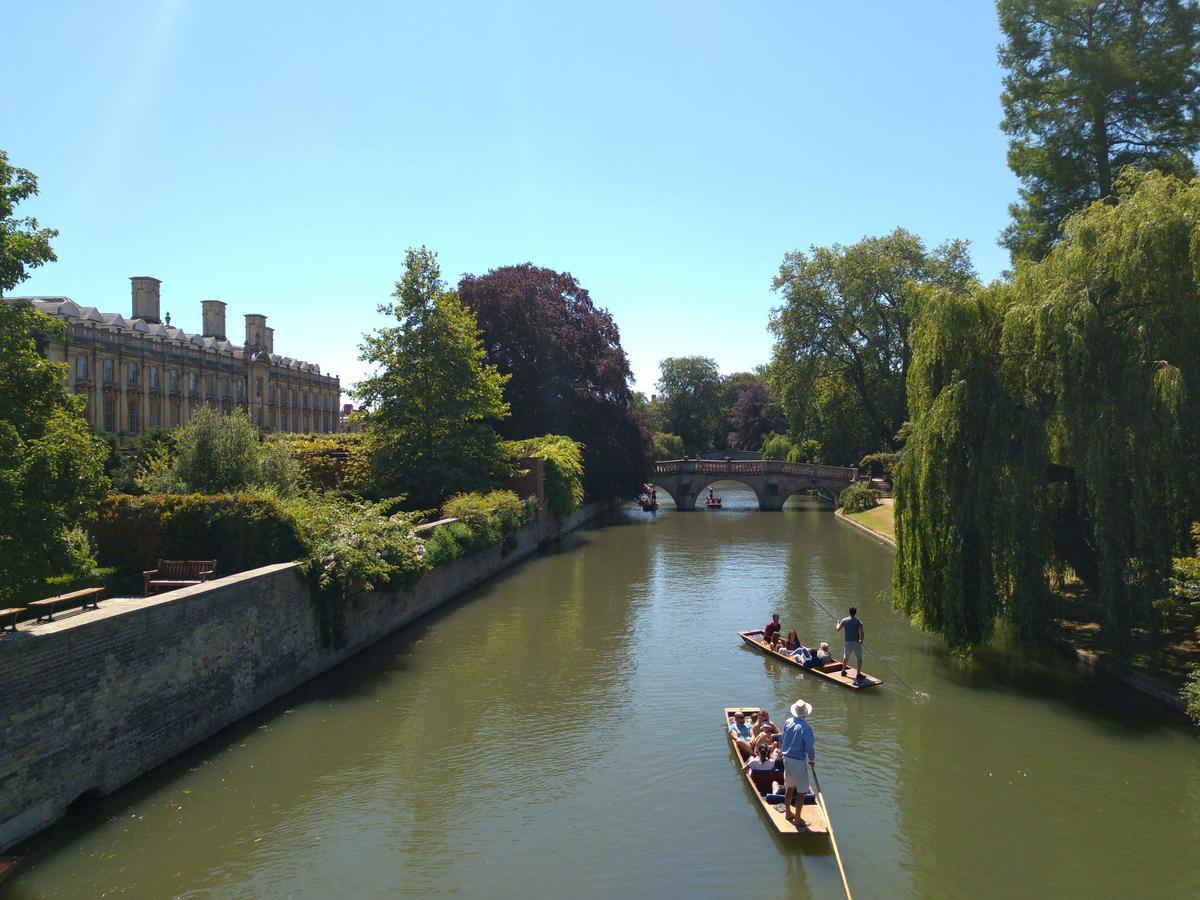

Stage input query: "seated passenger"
[
  {"left": 816, "top": 642, "right": 833, "bottom": 663},
  {"left": 741, "top": 741, "right": 782, "bottom": 796},
  {"left": 784, "top": 629, "right": 801, "bottom": 652},
  {"left": 791, "top": 644, "right": 819, "bottom": 668},
  {"left": 728, "top": 710, "right": 754, "bottom": 757},
  {"left": 751, "top": 708, "right": 781, "bottom": 747}
]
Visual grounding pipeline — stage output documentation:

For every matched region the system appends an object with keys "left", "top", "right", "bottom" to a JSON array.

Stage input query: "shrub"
[
  {"left": 92, "top": 492, "right": 305, "bottom": 590},
  {"left": 840, "top": 481, "right": 881, "bottom": 514},
  {"left": 424, "top": 523, "right": 466, "bottom": 567},
  {"left": 285, "top": 433, "right": 374, "bottom": 494},
  {"left": 786, "top": 438, "right": 821, "bottom": 463},
  {"left": 1184, "top": 667, "right": 1200, "bottom": 728},
  {"left": 441, "top": 489, "right": 531, "bottom": 553},
  {"left": 505, "top": 435, "right": 584, "bottom": 517},
  {"left": 136, "top": 407, "right": 298, "bottom": 496}
]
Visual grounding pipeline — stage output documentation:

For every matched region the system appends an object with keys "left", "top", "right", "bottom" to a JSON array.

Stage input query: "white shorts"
[
  {"left": 783, "top": 757, "right": 810, "bottom": 793},
  {"left": 844, "top": 640, "right": 863, "bottom": 665}
]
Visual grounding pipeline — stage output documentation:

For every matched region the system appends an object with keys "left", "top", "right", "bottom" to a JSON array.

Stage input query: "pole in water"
[{"left": 811, "top": 766, "right": 853, "bottom": 900}]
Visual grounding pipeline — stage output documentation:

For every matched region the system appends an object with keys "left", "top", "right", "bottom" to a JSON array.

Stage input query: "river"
[{"left": 7, "top": 483, "right": 1199, "bottom": 898}]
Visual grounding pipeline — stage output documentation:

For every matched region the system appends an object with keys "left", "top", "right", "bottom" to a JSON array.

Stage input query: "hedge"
[{"left": 92, "top": 493, "right": 305, "bottom": 591}]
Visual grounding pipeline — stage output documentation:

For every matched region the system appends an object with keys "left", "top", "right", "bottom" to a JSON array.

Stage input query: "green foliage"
[
  {"left": 287, "top": 494, "right": 427, "bottom": 598},
  {"left": 760, "top": 432, "right": 793, "bottom": 460},
  {"left": 769, "top": 229, "right": 975, "bottom": 464},
  {"left": 0, "top": 300, "right": 110, "bottom": 607},
  {"left": 92, "top": 492, "right": 306, "bottom": 589},
  {"left": 358, "top": 246, "right": 510, "bottom": 508},
  {"left": 1171, "top": 523, "right": 1200, "bottom": 611},
  {"left": 840, "top": 482, "right": 881, "bottom": 514},
  {"left": 139, "top": 406, "right": 298, "bottom": 496},
  {"left": 655, "top": 356, "right": 723, "bottom": 454},
  {"left": 0, "top": 150, "right": 58, "bottom": 293},
  {"left": 896, "top": 171, "right": 1200, "bottom": 650},
  {"left": 442, "top": 489, "right": 530, "bottom": 546},
  {"left": 1183, "top": 667, "right": 1200, "bottom": 728},
  {"left": 109, "top": 428, "right": 176, "bottom": 494},
  {"left": 505, "top": 435, "right": 584, "bottom": 518},
  {"left": 285, "top": 433, "right": 373, "bottom": 494},
  {"left": 652, "top": 431, "right": 684, "bottom": 459},
  {"left": 423, "top": 521, "right": 473, "bottom": 567},
  {"left": 786, "top": 439, "right": 821, "bottom": 464},
  {"left": 998, "top": 0, "right": 1200, "bottom": 261},
  {"left": 858, "top": 450, "right": 900, "bottom": 481}
]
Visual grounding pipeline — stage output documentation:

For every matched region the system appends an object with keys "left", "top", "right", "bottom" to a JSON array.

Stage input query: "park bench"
[
  {"left": 26, "top": 587, "right": 105, "bottom": 623},
  {"left": 143, "top": 560, "right": 217, "bottom": 596},
  {"left": 0, "top": 608, "right": 23, "bottom": 632}
]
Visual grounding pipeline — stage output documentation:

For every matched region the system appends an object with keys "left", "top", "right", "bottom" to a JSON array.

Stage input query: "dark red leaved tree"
[{"left": 458, "top": 264, "right": 651, "bottom": 500}]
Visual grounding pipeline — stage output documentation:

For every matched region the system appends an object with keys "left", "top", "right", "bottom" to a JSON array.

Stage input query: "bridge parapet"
[
  {"left": 652, "top": 459, "right": 858, "bottom": 481},
  {"left": 649, "top": 458, "right": 858, "bottom": 510}
]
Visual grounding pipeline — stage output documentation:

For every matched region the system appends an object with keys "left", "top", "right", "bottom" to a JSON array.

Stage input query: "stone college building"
[{"left": 10, "top": 275, "right": 341, "bottom": 444}]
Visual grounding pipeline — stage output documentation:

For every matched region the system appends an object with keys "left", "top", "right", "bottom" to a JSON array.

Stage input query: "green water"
[{"left": 8, "top": 484, "right": 1199, "bottom": 898}]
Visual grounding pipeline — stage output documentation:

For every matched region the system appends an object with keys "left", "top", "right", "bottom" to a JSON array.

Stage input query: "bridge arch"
[{"left": 650, "top": 458, "right": 857, "bottom": 511}]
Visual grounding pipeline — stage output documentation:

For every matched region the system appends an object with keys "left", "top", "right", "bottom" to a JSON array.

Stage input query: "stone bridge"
[{"left": 650, "top": 458, "right": 858, "bottom": 511}]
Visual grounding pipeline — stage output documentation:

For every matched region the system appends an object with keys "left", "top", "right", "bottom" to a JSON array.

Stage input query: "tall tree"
[
  {"left": 457, "top": 263, "right": 650, "bottom": 500},
  {"left": 358, "top": 247, "right": 510, "bottom": 507},
  {"left": 769, "top": 229, "right": 974, "bottom": 460},
  {"left": 998, "top": 0, "right": 1200, "bottom": 261},
  {"left": 655, "top": 356, "right": 723, "bottom": 454},
  {"left": 0, "top": 301, "right": 109, "bottom": 606},
  {"left": 895, "top": 171, "right": 1200, "bottom": 650},
  {"left": 0, "top": 150, "right": 58, "bottom": 294},
  {"left": 725, "top": 378, "right": 785, "bottom": 451}
]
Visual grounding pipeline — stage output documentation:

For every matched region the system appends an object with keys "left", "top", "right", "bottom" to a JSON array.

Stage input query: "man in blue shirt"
[
  {"left": 780, "top": 698, "right": 815, "bottom": 827},
  {"left": 836, "top": 605, "right": 866, "bottom": 682}
]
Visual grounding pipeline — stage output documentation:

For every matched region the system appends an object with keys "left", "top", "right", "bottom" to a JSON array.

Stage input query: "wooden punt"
[
  {"left": 705, "top": 497, "right": 722, "bottom": 509},
  {"left": 724, "top": 707, "right": 828, "bottom": 836},
  {"left": 0, "top": 857, "right": 20, "bottom": 886},
  {"left": 738, "top": 630, "right": 882, "bottom": 689}
]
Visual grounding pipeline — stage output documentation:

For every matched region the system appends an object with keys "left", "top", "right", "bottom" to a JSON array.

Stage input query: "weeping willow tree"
[{"left": 895, "top": 170, "right": 1200, "bottom": 651}]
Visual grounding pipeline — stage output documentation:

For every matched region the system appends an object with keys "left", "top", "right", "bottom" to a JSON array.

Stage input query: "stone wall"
[{"left": 0, "top": 500, "right": 612, "bottom": 852}]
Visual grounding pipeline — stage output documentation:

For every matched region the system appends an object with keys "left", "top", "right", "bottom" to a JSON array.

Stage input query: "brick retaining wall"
[{"left": 0, "top": 501, "right": 612, "bottom": 852}]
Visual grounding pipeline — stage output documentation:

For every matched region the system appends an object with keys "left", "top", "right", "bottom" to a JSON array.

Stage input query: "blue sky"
[{"left": 6, "top": 1, "right": 1015, "bottom": 397}]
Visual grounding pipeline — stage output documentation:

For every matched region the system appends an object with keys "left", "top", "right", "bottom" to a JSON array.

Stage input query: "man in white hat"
[{"left": 780, "top": 698, "right": 815, "bottom": 827}]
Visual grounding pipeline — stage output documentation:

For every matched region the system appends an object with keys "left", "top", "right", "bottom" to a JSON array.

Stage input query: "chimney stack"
[
  {"left": 245, "top": 313, "right": 268, "bottom": 349},
  {"left": 201, "top": 299, "right": 227, "bottom": 340},
  {"left": 265, "top": 326, "right": 275, "bottom": 354},
  {"left": 130, "top": 276, "right": 161, "bottom": 323}
]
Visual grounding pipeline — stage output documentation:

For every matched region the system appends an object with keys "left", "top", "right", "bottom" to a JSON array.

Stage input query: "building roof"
[{"left": 10, "top": 296, "right": 330, "bottom": 377}]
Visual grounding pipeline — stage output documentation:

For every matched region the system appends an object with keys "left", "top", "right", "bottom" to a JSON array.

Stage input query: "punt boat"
[
  {"left": 738, "top": 630, "right": 882, "bottom": 689},
  {"left": 724, "top": 706, "right": 827, "bottom": 836}
]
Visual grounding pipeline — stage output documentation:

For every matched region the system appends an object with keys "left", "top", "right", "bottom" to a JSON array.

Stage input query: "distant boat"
[
  {"left": 638, "top": 493, "right": 658, "bottom": 512},
  {"left": 738, "top": 630, "right": 882, "bottom": 689},
  {"left": 705, "top": 495, "right": 722, "bottom": 509}
]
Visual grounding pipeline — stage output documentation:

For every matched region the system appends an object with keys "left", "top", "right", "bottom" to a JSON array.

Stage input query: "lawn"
[{"left": 845, "top": 501, "right": 894, "bottom": 541}]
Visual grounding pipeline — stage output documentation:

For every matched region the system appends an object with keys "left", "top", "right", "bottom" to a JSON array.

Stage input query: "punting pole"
[
  {"left": 808, "top": 595, "right": 925, "bottom": 698},
  {"left": 809, "top": 766, "right": 852, "bottom": 900}
]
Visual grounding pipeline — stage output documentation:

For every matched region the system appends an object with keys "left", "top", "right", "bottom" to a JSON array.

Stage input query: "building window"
[
  {"left": 221, "top": 377, "right": 229, "bottom": 398},
  {"left": 76, "top": 355, "right": 89, "bottom": 381},
  {"left": 128, "top": 399, "right": 139, "bottom": 435},
  {"left": 206, "top": 375, "right": 216, "bottom": 398},
  {"left": 170, "top": 401, "right": 180, "bottom": 427},
  {"left": 103, "top": 359, "right": 114, "bottom": 384},
  {"left": 150, "top": 401, "right": 160, "bottom": 429},
  {"left": 150, "top": 366, "right": 159, "bottom": 389},
  {"left": 104, "top": 396, "right": 115, "bottom": 432},
  {"left": 127, "top": 363, "right": 138, "bottom": 388},
  {"left": 188, "top": 372, "right": 197, "bottom": 393},
  {"left": 236, "top": 379, "right": 245, "bottom": 401},
  {"left": 256, "top": 377, "right": 263, "bottom": 398},
  {"left": 170, "top": 369, "right": 179, "bottom": 392}
]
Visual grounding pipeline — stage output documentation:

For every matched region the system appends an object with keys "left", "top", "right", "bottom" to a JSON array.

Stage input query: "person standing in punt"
[
  {"left": 780, "top": 698, "right": 815, "bottom": 827},
  {"left": 836, "top": 606, "right": 866, "bottom": 682}
]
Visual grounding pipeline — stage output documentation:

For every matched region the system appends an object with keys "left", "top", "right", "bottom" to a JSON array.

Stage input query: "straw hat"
[{"left": 790, "top": 698, "right": 813, "bottom": 719}]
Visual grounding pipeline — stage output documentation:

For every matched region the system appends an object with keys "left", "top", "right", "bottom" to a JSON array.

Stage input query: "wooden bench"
[
  {"left": 0, "top": 608, "right": 23, "bottom": 632},
  {"left": 27, "top": 587, "right": 105, "bottom": 623},
  {"left": 144, "top": 560, "right": 217, "bottom": 596}
]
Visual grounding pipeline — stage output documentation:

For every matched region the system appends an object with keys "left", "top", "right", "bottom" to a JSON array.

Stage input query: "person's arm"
[{"left": 835, "top": 618, "right": 843, "bottom": 632}]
